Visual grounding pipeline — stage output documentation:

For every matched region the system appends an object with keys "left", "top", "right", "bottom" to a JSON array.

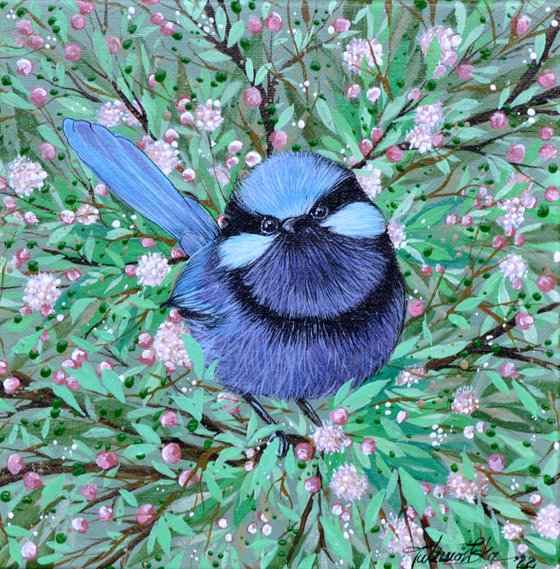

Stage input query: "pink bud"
[
  {"left": 62, "top": 358, "right": 76, "bottom": 369},
  {"left": 294, "top": 442, "right": 314, "bottom": 461},
  {"left": 396, "top": 410, "right": 408, "bottom": 423},
  {"left": 17, "top": 248, "right": 30, "bottom": 263},
  {"left": 72, "top": 348, "right": 88, "bottom": 366},
  {"left": 23, "top": 211, "right": 38, "bottom": 226},
  {"left": 98, "top": 505, "right": 114, "bottom": 521},
  {"left": 66, "top": 268, "right": 82, "bottom": 282},
  {"left": 499, "top": 362, "right": 519, "bottom": 379},
  {"left": 71, "top": 14, "right": 86, "bottom": 30},
  {"left": 17, "top": 20, "right": 33, "bottom": 36},
  {"left": 148, "top": 73, "right": 158, "bottom": 88},
  {"left": 141, "top": 237, "right": 156, "bottom": 248},
  {"left": 539, "top": 126, "right": 554, "bottom": 141},
  {"left": 4, "top": 196, "right": 17, "bottom": 210},
  {"left": 366, "top": 87, "right": 381, "bottom": 103},
  {"left": 408, "top": 299, "right": 425, "bottom": 317},
  {"left": 304, "top": 476, "right": 321, "bottom": 493},
  {"left": 515, "top": 311, "right": 534, "bottom": 330},
  {"left": 359, "top": 139, "right": 373, "bottom": 157},
  {"left": 30, "top": 87, "right": 48, "bottom": 107},
  {"left": 78, "top": 1, "right": 95, "bottom": 14},
  {"left": 421, "top": 265, "right": 433, "bottom": 277},
  {"left": 39, "top": 142, "right": 56, "bottom": 160},
  {"left": 242, "top": 87, "right": 262, "bottom": 109},
  {"left": 21, "top": 542, "right": 38, "bottom": 561},
  {"left": 537, "top": 69, "right": 557, "bottom": 89},
  {"left": 66, "top": 376, "right": 81, "bottom": 391},
  {"left": 167, "top": 308, "right": 182, "bottom": 324},
  {"left": 171, "top": 247, "right": 186, "bottom": 260},
  {"left": 386, "top": 145, "right": 403, "bottom": 163},
  {"left": 79, "top": 483, "right": 97, "bottom": 501},
  {"left": 371, "top": 127, "right": 383, "bottom": 142},
  {"left": 407, "top": 88, "right": 422, "bottom": 102},
  {"left": 138, "top": 332, "right": 153, "bottom": 348},
  {"left": 182, "top": 168, "right": 196, "bottom": 183},
  {"left": 269, "top": 130, "right": 288, "bottom": 150},
  {"left": 136, "top": 503, "right": 156, "bottom": 525},
  {"left": 247, "top": 16, "right": 263, "bottom": 34},
  {"left": 245, "top": 151, "right": 261, "bottom": 168},
  {"left": 489, "top": 111, "right": 508, "bottom": 130},
  {"left": 345, "top": 83, "right": 361, "bottom": 99},
  {"left": 228, "top": 140, "right": 243, "bottom": 153},
  {"left": 217, "top": 392, "right": 240, "bottom": 415},
  {"left": 225, "top": 156, "right": 239, "bottom": 169},
  {"left": 420, "top": 482, "right": 431, "bottom": 495},
  {"left": 492, "top": 235, "right": 506, "bottom": 249},
  {"left": 180, "top": 111, "right": 194, "bottom": 126},
  {"left": 3, "top": 376, "right": 20, "bottom": 394},
  {"left": 161, "top": 442, "right": 182, "bottom": 464},
  {"left": 506, "top": 143, "right": 525, "bottom": 164},
  {"left": 529, "top": 494, "right": 542, "bottom": 507},
  {"left": 96, "top": 451, "right": 119, "bottom": 470},
  {"left": 511, "top": 14, "right": 530, "bottom": 36},
  {"left": 329, "top": 407, "right": 349, "bottom": 425},
  {"left": 142, "top": 0, "right": 160, "bottom": 4},
  {"left": 537, "top": 273, "right": 555, "bottom": 292},
  {"left": 0, "top": 360, "right": 7, "bottom": 376},
  {"left": 456, "top": 63, "right": 474, "bottom": 81},
  {"left": 106, "top": 36, "right": 121, "bottom": 55},
  {"left": 333, "top": 17, "right": 350, "bottom": 33},
  {"left": 433, "top": 64, "right": 447, "bottom": 79},
  {"left": 445, "top": 213, "right": 458, "bottom": 225},
  {"left": 424, "top": 506, "right": 435, "bottom": 518},
  {"left": 27, "top": 35, "right": 44, "bottom": 50},
  {"left": 487, "top": 453, "right": 506, "bottom": 473},
  {"left": 178, "top": 468, "right": 199, "bottom": 487},
  {"left": 332, "top": 502, "right": 344, "bottom": 516},
  {"left": 60, "top": 210, "right": 75, "bottom": 225},
  {"left": 545, "top": 185, "right": 558, "bottom": 202},
  {"left": 96, "top": 360, "right": 114, "bottom": 376},
  {"left": 360, "top": 437, "right": 376, "bottom": 455},
  {"left": 160, "top": 21, "right": 175, "bottom": 36},
  {"left": 64, "top": 43, "right": 83, "bottom": 62},
  {"left": 150, "top": 11, "right": 165, "bottom": 25},
  {"left": 139, "top": 349, "right": 155, "bottom": 366},
  {"left": 160, "top": 410, "right": 178, "bottom": 428},
  {"left": 341, "top": 510, "right": 352, "bottom": 522},
  {"left": 72, "top": 517, "right": 89, "bottom": 534},
  {"left": 539, "top": 143, "right": 557, "bottom": 160},
  {"left": 7, "top": 453, "right": 26, "bottom": 475},
  {"left": 52, "top": 370, "right": 67, "bottom": 386},
  {"left": 125, "top": 265, "right": 136, "bottom": 277},
  {"left": 264, "top": 11, "right": 283, "bottom": 32},
  {"left": 162, "top": 129, "right": 178, "bottom": 146},
  {"left": 513, "top": 233, "right": 525, "bottom": 248},
  {"left": 433, "top": 485, "right": 446, "bottom": 499},
  {"left": 247, "top": 522, "right": 258, "bottom": 534},
  {"left": 23, "top": 471, "right": 43, "bottom": 490}
]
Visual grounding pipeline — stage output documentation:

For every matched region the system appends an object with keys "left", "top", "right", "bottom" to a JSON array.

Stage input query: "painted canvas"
[{"left": 0, "top": 1, "right": 558, "bottom": 568}]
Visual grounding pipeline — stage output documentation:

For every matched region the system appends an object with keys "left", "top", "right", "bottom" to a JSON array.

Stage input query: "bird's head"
[{"left": 217, "top": 153, "right": 398, "bottom": 319}]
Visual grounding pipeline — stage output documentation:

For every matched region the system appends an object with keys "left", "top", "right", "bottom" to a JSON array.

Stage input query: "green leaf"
[
  {"left": 343, "top": 379, "right": 388, "bottom": 411},
  {"left": 425, "top": 36, "right": 441, "bottom": 78},
  {"left": 398, "top": 468, "right": 426, "bottom": 514},
  {"left": 42, "top": 474, "right": 66, "bottom": 506},
  {"left": 101, "top": 370, "right": 126, "bottom": 404},
  {"left": 319, "top": 516, "right": 352, "bottom": 562},
  {"left": 183, "top": 335, "right": 205, "bottom": 377},
  {"left": 296, "top": 554, "right": 317, "bottom": 569},
  {"left": 512, "top": 380, "right": 542, "bottom": 417},
  {"left": 165, "top": 513, "right": 194, "bottom": 536},
  {"left": 156, "top": 518, "right": 171, "bottom": 556},
  {"left": 4, "top": 525, "right": 29, "bottom": 537},
  {"left": 364, "top": 491, "right": 384, "bottom": 531},
  {"left": 51, "top": 384, "right": 84, "bottom": 415},
  {"left": 133, "top": 424, "right": 161, "bottom": 445},
  {"left": 227, "top": 20, "right": 245, "bottom": 48}
]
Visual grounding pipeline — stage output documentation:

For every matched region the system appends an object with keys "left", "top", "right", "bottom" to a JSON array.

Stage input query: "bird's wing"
[{"left": 63, "top": 119, "right": 218, "bottom": 256}]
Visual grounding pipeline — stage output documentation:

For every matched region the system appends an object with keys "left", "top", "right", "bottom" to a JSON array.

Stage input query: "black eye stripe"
[{"left": 314, "top": 177, "right": 369, "bottom": 213}]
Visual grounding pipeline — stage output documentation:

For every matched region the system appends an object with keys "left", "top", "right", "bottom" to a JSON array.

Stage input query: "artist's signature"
[{"left": 409, "top": 537, "right": 537, "bottom": 568}]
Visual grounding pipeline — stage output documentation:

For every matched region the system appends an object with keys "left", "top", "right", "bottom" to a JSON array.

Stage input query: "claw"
[{"left": 269, "top": 430, "right": 290, "bottom": 457}]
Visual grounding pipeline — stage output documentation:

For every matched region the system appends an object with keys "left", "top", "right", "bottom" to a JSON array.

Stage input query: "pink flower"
[
  {"left": 96, "top": 361, "right": 113, "bottom": 376},
  {"left": 98, "top": 505, "right": 114, "bottom": 521},
  {"left": 345, "top": 84, "right": 361, "bottom": 99},
  {"left": 294, "top": 443, "right": 314, "bottom": 461},
  {"left": 539, "top": 126, "right": 554, "bottom": 140},
  {"left": 21, "top": 542, "right": 38, "bottom": 561},
  {"left": 136, "top": 504, "right": 156, "bottom": 525},
  {"left": 506, "top": 143, "right": 525, "bottom": 164},
  {"left": 65, "top": 268, "right": 82, "bottom": 282},
  {"left": 124, "top": 265, "right": 136, "bottom": 277},
  {"left": 537, "top": 274, "right": 555, "bottom": 292},
  {"left": 333, "top": 17, "right": 351, "bottom": 33},
  {"left": 489, "top": 111, "right": 508, "bottom": 130},
  {"left": 23, "top": 471, "right": 43, "bottom": 490},
  {"left": 39, "top": 142, "right": 56, "bottom": 160},
  {"left": 329, "top": 407, "right": 349, "bottom": 425},
  {"left": 138, "top": 332, "right": 153, "bottom": 348},
  {"left": 30, "top": 87, "right": 48, "bottom": 107},
  {"left": 65, "top": 43, "right": 83, "bottom": 61},
  {"left": 60, "top": 210, "right": 75, "bottom": 225},
  {"left": 182, "top": 168, "right": 196, "bottom": 183},
  {"left": 360, "top": 438, "right": 376, "bottom": 455},
  {"left": 408, "top": 88, "right": 422, "bottom": 101},
  {"left": 3, "top": 376, "right": 20, "bottom": 394},
  {"left": 537, "top": 69, "right": 557, "bottom": 89},
  {"left": 161, "top": 443, "right": 182, "bottom": 464},
  {"left": 72, "top": 517, "right": 89, "bottom": 534},
  {"left": 27, "top": 35, "right": 44, "bottom": 50},
  {"left": 72, "top": 349, "right": 88, "bottom": 366},
  {"left": 141, "top": 237, "right": 156, "bottom": 248},
  {"left": 545, "top": 185, "right": 559, "bottom": 202},
  {"left": 461, "top": 215, "right": 473, "bottom": 227},
  {"left": 529, "top": 494, "right": 542, "bottom": 507},
  {"left": 160, "top": 21, "right": 174, "bottom": 36},
  {"left": 359, "top": 139, "right": 373, "bottom": 157},
  {"left": 0, "top": 360, "right": 7, "bottom": 375},
  {"left": 71, "top": 14, "right": 86, "bottom": 30},
  {"left": 242, "top": 87, "right": 262, "bottom": 109},
  {"left": 515, "top": 311, "right": 534, "bottom": 330},
  {"left": 245, "top": 151, "right": 261, "bottom": 168},
  {"left": 23, "top": 211, "right": 39, "bottom": 226},
  {"left": 269, "top": 130, "right": 287, "bottom": 149},
  {"left": 511, "top": 14, "right": 530, "bottom": 36},
  {"left": 264, "top": 11, "right": 283, "bottom": 32},
  {"left": 7, "top": 453, "right": 26, "bottom": 475},
  {"left": 539, "top": 143, "right": 557, "bottom": 160},
  {"left": 16, "top": 58, "right": 34, "bottom": 75},
  {"left": 160, "top": 410, "right": 177, "bottom": 428},
  {"left": 52, "top": 370, "right": 67, "bottom": 385},
  {"left": 499, "top": 362, "right": 519, "bottom": 379},
  {"left": 106, "top": 36, "right": 121, "bottom": 54},
  {"left": 96, "top": 451, "right": 119, "bottom": 470},
  {"left": 386, "top": 145, "right": 403, "bottom": 162},
  {"left": 77, "top": 1, "right": 95, "bottom": 14},
  {"left": 178, "top": 468, "right": 199, "bottom": 488},
  {"left": 228, "top": 140, "right": 243, "bottom": 153},
  {"left": 139, "top": 349, "right": 155, "bottom": 366},
  {"left": 164, "top": 128, "right": 178, "bottom": 144},
  {"left": 488, "top": 453, "right": 506, "bottom": 473},
  {"left": 150, "top": 12, "right": 165, "bottom": 25},
  {"left": 304, "top": 476, "right": 321, "bottom": 493},
  {"left": 408, "top": 299, "right": 425, "bottom": 317},
  {"left": 456, "top": 63, "right": 474, "bottom": 80},
  {"left": 66, "top": 376, "right": 81, "bottom": 391},
  {"left": 492, "top": 235, "right": 506, "bottom": 249},
  {"left": 446, "top": 213, "right": 457, "bottom": 225},
  {"left": 421, "top": 265, "right": 433, "bottom": 277},
  {"left": 371, "top": 127, "right": 383, "bottom": 142},
  {"left": 247, "top": 16, "right": 263, "bottom": 34},
  {"left": 17, "top": 20, "right": 33, "bottom": 36},
  {"left": 366, "top": 87, "right": 381, "bottom": 102},
  {"left": 170, "top": 247, "right": 186, "bottom": 260}
]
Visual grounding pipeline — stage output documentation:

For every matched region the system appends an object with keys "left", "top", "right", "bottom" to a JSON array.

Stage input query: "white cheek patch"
[
  {"left": 320, "top": 202, "right": 386, "bottom": 238},
  {"left": 219, "top": 233, "right": 276, "bottom": 269}
]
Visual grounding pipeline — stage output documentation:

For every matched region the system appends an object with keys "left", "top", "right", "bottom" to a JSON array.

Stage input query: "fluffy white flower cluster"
[
  {"left": 447, "top": 471, "right": 488, "bottom": 503},
  {"left": 406, "top": 102, "right": 444, "bottom": 154},
  {"left": 75, "top": 203, "right": 99, "bottom": 225},
  {"left": 497, "top": 190, "right": 536, "bottom": 236},
  {"left": 23, "top": 273, "right": 61, "bottom": 314},
  {"left": 396, "top": 367, "right": 427, "bottom": 387},
  {"left": 387, "top": 219, "right": 406, "bottom": 249},
  {"left": 532, "top": 503, "right": 560, "bottom": 540},
  {"left": 8, "top": 156, "right": 48, "bottom": 197},
  {"left": 136, "top": 252, "right": 170, "bottom": 287},
  {"left": 356, "top": 163, "right": 382, "bottom": 200},
  {"left": 329, "top": 463, "right": 368, "bottom": 501},
  {"left": 451, "top": 386, "right": 479, "bottom": 415},
  {"left": 144, "top": 140, "right": 181, "bottom": 176},
  {"left": 97, "top": 100, "right": 140, "bottom": 128},
  {"left": 500, "top": 254, "right": 528, "bottom": 290},
  {"left": 383, "top": 514, "right": 424, "bottom": 558},
  {"left": 311, "top": 421, "right": 350, "bottom": 453},
  {"left": 419, "top": 26, "right": 462, "bottom": 75},
  {"left": 502, "top": 521, "right": 523, "bottom": 540},
  {"left": 342, "top": 38, "right": 383, "bottom": 74},
  {"left": 195, "top": 99, "right": 223, "bottom": 132},
  {"left": 152, "top": 320, "right": 191, "bottom": 372}
]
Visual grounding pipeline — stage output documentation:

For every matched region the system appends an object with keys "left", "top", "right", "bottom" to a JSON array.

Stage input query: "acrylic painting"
[{"left": 0, "top": 1, "right": 558, "bottom": 568}]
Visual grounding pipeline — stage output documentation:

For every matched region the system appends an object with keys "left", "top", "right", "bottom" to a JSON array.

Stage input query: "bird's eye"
[
  {"left": 217, "top": 214, "right": 230, "bottom": 230},
  {"left": 260, "top": 217, "right": 278, "bottom": 235},
  {"left": 311, "top": 205, "right": 329, "bottom": 220}
]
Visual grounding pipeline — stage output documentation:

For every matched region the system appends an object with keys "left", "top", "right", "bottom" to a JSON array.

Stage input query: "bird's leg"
[
  {"left": 243, "top": 394, "right": 289, "bottom": 457},
  {"left": 297, "top": 399, "right": 323, "bottom": 427}
]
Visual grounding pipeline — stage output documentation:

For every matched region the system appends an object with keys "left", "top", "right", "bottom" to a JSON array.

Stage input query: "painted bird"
[{"left": 63, "top": 119, "right": 406, "bottom": 455}]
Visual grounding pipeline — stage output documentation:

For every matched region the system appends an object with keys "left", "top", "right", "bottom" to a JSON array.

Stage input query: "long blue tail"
[{"left": 63, "top": 119, "right": 217, "bottom": 256}]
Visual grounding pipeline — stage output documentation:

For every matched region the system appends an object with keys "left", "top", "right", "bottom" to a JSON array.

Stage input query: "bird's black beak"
[{"left": 282, "top": 216, "right": 310, "bottom": 234}]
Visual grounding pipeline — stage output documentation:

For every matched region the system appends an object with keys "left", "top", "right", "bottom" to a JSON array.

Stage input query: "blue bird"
[{"left": 63, "top": 119, "right": 406, "bottom": 454}]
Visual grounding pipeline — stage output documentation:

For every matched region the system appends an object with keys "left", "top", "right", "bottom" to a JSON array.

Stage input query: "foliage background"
[{"left": 0, "top": 0, "right": 558, "bottom": 567}]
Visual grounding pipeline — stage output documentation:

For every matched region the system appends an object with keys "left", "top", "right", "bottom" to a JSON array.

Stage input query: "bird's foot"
[{"left": 268, "top": 430, "right": 290, "bottom": 457}]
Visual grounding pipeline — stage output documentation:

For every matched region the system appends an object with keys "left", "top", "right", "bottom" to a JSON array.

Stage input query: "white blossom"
[{"left": 8, "top": 156, "right": 48, "bottom": 197}]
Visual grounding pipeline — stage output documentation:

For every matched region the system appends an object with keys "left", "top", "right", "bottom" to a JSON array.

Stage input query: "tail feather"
[{"left": 63, "top": 119, "right": 217, "bottom": 256}]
